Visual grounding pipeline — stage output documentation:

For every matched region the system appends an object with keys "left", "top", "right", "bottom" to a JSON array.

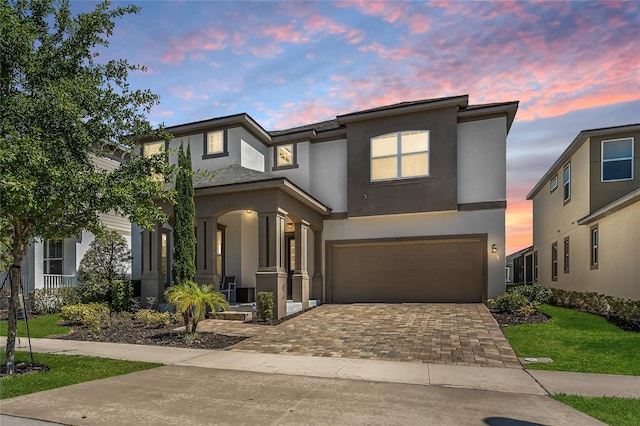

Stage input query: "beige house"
[
  {"left": 526, "top": 124, "right": 640, "bottom": 300},
  {"left": 134, "top": 95, "right": 519, "bottom": 318}
]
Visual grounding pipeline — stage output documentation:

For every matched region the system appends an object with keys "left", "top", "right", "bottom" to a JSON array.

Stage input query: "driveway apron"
[{"left": 210, "top": 304, "right": 520, "bottom": 368}]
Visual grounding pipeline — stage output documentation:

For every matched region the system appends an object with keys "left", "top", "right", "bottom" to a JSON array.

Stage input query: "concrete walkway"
[{"left": 2, "top": 338, "right": 638, "bottom": 425}]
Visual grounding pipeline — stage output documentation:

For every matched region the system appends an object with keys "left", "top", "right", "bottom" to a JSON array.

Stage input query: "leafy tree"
[
  {"left": 171, "top": 142, "right": 196, "bottom": 285},
  {"left": 165, "top": 281, "right": 229, "bottom": 334},
  {"left": 78, "top": 230, "right": 132, "bottom": 286},
  {"left": 0, "top": 0, "right": 172, "bottom": 374}
]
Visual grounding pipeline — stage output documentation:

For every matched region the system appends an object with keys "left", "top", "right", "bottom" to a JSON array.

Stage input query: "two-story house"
[
  {"left": 526, "top": 124, "right": 640, "bottom": 300},
  {"left": 134, "top": 95, "right": 518, "bottom": 318}
]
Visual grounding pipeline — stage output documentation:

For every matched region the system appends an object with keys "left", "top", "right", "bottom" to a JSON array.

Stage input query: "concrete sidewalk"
[{"left": 3, "top": 337, "right": 639, "bottom": 398}]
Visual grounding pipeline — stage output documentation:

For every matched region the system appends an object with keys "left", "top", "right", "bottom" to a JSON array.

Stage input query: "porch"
[{"left": 140, "top": 165, "right": 331, "bottom": 319}]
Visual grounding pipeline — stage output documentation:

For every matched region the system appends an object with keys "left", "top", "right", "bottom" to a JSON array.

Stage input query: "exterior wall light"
[{"left": 491, "top": 244, "right": 497, "bottom": 254}]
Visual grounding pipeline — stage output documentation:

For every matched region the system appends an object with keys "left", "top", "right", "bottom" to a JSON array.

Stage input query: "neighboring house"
[
  {"left": 526, "top": 124, "right": 640, "bottom": 300},
  {"left": 505, "top": 245, "right": 533, "bottom": 285},
  {"left": 2, "top": 154, "right": 132, "bottom": 294},
  {"left": 135, "top": 94, "right": 518, "bottom": 318}
]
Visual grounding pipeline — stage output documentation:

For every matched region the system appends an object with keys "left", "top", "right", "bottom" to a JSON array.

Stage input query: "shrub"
[
  {"left": 549, "top": 288, "right": 640, "bottom": 332},
  {"left": 58, "top": 286, "right": 83, "bottom": 306},
  {"left": 516, "top": 303, "right": 539, "bottom": 317},
  {"left": 490, "top": 292, "right": 529, "bottom": 314},
  {"left": 513, "top": 285, "right": 552, "bottom": 304},
  {"left": 32, "top": 289, "right": 63, "bottom": 314},
  {"left": 110, "top": 280, "right": 133, "bottom": 312},
  {"left": 134, "top": 309, "right": 172, "bottom": 328},
  {"left": 77, "top": 281, "right": 111, "bottom": 305},
  {"left": 257, "top": 291, "right": 275, "bottom": 321},
  {"left": 61, "top": 303, "right": 110, "bottom": 336},
  {"left": 165, "top": 281, "right": 229, "bottom": 333}
]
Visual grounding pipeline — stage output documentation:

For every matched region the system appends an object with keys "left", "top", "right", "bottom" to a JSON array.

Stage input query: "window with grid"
[
  {"left": 563, "top": 163, "right": 571, "bottom": 202},
  {"left": 371, "top": 130, "right": 429, "bottom": 181},
  {"left": 563, "top": 237, "right": 570, "bottom": 273},
  {"left": 591, "top": 225, "right": 599, "bottom": 269},
  {"left": 43, "top": 240, "right": 63, "bottom": 274}
]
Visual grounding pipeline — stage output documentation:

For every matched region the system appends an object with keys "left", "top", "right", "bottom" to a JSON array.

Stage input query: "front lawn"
[
  {"left": 0, "top": 314, "right": 71, "bottom": 338},
  {"left": 0, "top": 351, "right": 161, "bottom": 399},
  {"left": 552, "top": 395, "right": 640, "bottom": 426},
  {"left": 502, "top": 304, "right": 640, "bottom": 375}
]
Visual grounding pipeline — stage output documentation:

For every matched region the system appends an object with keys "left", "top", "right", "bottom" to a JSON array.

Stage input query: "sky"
[{"left": 72, "top": 0, "right": 640, "bottom": 254}]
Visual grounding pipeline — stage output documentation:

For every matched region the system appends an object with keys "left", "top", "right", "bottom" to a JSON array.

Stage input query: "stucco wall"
[
  {"left": 309, "top": 139, "right": 348, "bottom": 212},
  {"left": 457, "top": 117, "right": 507, "bottom": 203}
]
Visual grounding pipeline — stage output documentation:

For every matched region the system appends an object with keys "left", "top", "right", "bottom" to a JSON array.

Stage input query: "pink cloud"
[
  {"left": 263, "top": 22, "right": 306, "bottom": 43},
  {"left": 160, "top": 28, "right": 228, "bottom": 64}
]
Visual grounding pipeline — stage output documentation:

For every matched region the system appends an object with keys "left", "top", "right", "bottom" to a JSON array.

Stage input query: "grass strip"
[
  {"left": 0, "top": 314, "right": 71, "bottom": 338},
  {"left": 1, "top": 351, "right": 161, "bottom": 399},
  {"left": 552, "top": 394, "right": 640, "bottom": 426},
  {"left": 502, "top": 304, "right": 640, "bottom": 375}
]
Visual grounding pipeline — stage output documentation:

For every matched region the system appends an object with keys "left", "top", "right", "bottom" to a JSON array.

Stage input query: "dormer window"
[
  {"left": 371, "top": 130, "right": 429, "bottom": 182},
  {"left": 203, "top": 130, "right": 228, "bottom": 159},
  {"left": 273, "top": 143, "right": 297, "bottom": 170}
]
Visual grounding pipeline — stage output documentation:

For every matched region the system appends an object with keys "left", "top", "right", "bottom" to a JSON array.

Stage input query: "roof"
[
  {"left": 192, "top": 164, "right": 331, "bottom": 215},
  {"left": 577, "top": 188, "right": 640, "bottom": 225},
  {"left": 193, "top": 163, "right": 276, "bottom": 188},
  {"left": 527, "top": 123, "right": 640, "bottom": 200}
]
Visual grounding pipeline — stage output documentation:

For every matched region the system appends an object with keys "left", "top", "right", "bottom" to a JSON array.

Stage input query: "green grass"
[
  {"left": 0, "top": 351, "right": 161, "bottom": 399},
  {"left": 0, "top": 314, "right": 71, "bottom": 338},
  {"left": 502, "top": 304, "right": 640, "bottom": 375},
  {"left": 552, "top": 395, "right": 640, "bottom": 426}
]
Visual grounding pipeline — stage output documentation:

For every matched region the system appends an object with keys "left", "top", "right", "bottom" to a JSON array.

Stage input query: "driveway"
[{"left": 200, "top": 303, "right": 521, "bottom": 368}]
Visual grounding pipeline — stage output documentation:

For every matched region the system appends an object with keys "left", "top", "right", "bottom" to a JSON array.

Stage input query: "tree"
[
  {"left": 78, "top": 230, "right": 132, "bottom": 286},
  {"left": 171, "top": 142, "right": 196, "bottom": 285},
  {"left": 165, "top": 281, "right": 229, "bottom": 334},
  {"left": 0, "top": 0, "right": 172, "bottom": 374}
]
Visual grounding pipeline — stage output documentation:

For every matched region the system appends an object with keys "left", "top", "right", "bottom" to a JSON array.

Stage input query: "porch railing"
[{"left": 43, "top": 274, "right": 77, "bottom": 291}]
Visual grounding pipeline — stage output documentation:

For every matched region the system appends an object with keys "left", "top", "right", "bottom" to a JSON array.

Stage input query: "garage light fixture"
[{"left": 491, "top": 244, "right": 497, "bottom": 254}]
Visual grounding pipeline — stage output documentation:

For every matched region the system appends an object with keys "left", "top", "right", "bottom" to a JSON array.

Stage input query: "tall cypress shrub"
[{"left": 171, "top": 142, "right": 196, "bottom": 284}]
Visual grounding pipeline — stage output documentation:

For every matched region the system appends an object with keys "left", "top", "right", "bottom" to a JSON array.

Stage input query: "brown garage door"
[{"left": 328, "top": 237, "right": 485, "bottom": 303}]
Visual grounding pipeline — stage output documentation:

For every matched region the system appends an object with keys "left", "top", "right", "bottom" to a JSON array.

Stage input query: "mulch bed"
[
  {"left": 55, "top": 319, "right": 248, "bottom": 350},
  {"left": 490, "top": 310, "right": 550, "bottom": 328}
]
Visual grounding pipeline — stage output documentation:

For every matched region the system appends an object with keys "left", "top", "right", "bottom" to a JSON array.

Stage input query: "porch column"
[
  {"left": 256, "top": 209, "right": 288, "bottom": 319},
  {"left": 312, "top": 229, "right": 323, "bottom": 300},
  {"left": 141, "top": 223, "right": 164, "bottom": 306},
  {"left": 292, "top": 220, "right": 310, "bottom": 309},
  {"left": 194, "top": 217, "right": 219, "bottom": 289}
]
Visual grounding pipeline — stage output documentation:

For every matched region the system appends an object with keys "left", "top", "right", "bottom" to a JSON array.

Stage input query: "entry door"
[{"left": 286, "top": 235, "right": 295, "bottom": 299}]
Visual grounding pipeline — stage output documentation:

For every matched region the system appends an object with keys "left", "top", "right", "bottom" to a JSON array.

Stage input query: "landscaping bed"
[{"left": 490, "top": 310, "right": 549, "bottom": 328}]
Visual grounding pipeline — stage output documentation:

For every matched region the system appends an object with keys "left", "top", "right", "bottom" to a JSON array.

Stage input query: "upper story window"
[
  {"left": 550, "top": 175, "right": 558, "bottom": 192},
  {"left": 144, "top": 140, "right": 164, "bottom": 157},
  {"left": 203, "top": 130, "right": 227, "bottom": 159},
  {"left": 602, "top": 138, "right": 634, "bottom": 182},
  {"left": 273, "top": 144, "right": 297, "bottom": 170},
  {"left": 370, "top": 130, "right": 429, "bottom": 182},
  {"left": 563, "top": 163, "right": 571, "bottom": 203}
]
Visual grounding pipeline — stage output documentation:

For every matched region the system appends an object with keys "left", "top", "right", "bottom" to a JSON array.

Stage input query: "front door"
[{"left": 286, "top": 235, "right": 295, "bottom": 299}]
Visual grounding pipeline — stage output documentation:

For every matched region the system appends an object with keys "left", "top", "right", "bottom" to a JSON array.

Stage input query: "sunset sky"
[{"left": 73, "top": 0, "right": 640, "bottom": 254}]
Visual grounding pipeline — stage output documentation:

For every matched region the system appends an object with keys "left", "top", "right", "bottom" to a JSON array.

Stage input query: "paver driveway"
[{"left": 200, "top": 304, "right": 521, "bottom": 368}]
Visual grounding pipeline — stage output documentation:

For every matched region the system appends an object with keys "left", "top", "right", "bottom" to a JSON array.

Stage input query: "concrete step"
[{"left": 210, "top": 311, "right": 253, "bottom": 321}]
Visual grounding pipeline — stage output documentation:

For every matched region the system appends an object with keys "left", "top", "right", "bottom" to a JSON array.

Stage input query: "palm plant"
[{"left": 165, "top": 281, "right": 229, "bottom": 333}]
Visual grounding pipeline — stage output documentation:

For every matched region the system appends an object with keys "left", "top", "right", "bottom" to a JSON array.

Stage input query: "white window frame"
[
  {"left": 43, "top": 239, "right": 64, "bottom": 275},
  {"left": 370, "top": 130, "right": 430, "bottom": 182},
  {"left": 563, "top": 163, "right": 571, "bottom": 203},
  {"left": 550, "top": 175, "right": 558, "bottom": 192},
  {"left": 601, "top": 137, "right": 634, "bottom": 182}
]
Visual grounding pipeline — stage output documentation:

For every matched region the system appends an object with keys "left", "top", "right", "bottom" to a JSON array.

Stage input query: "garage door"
[{"left": 328, "top": 237, "right": 485, "bottom": 303}]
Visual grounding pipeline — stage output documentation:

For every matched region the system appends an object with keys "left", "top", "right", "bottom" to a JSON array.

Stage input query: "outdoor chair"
[{"left": 220, "top": 276, "right": 237, "bottom": 302}]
